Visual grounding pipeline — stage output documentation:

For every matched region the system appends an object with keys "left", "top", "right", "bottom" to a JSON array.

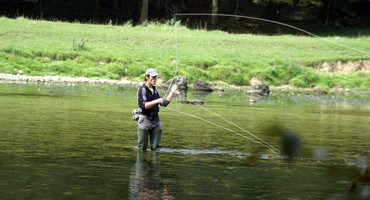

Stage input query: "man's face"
[{"left": 149, "top": 75, "right": 157, "bottom": 86}]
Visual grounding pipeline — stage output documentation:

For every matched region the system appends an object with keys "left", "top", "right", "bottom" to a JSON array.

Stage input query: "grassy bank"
[{"left": 0, "top": 17, "right": 369, "bottom": 90}]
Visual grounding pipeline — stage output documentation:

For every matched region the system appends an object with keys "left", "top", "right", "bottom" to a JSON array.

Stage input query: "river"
[{"left": 0, "top": 82, "right": 369, "bottom": 199}]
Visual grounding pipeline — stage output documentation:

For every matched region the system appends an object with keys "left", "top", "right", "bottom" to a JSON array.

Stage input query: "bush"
[
  {"left": 210, "top": 65, "right": 248, "bottom": 84},
  {"left": 208, "top": 65, "right": 234, "bottom": 81},
  {"left": 290, "top": 75, "right": 307, "bottom": 88},
  {"left": 274, "top": 64, "right": 301, "bottom": 84},
  {"left": 234, "top": 73, "right": 247, "bottom": 86},
  {"left": 285, "top": 67, "right": 319, "bottom": 88},
  {"left": 48, "top": 63, "right": 72, "bottom": 73},
  {"left": 315, "top": 74, "right": 335, "bottom": 89},
  {"left": 247, "top": 66, "right": 276, "bottom": 83},
  {"left": 82, "top": 67, "right": 109, "bottom": 78},
  {"left": 340, "top": 74, "right": 366, "bottom": 89},
  {"left": 34, "top": 57, "right": 51, "bottom": 63},
  {"left": 184, "top": 66, "right": 210, "bottom": 83},
  {"left": 156, "top": 65, "right": 173, "bottom": 81},
  {"left": 360, "top": 81, "right": 370, "bottom": 91},
  {"left": 106, "top": 63, "right": 127, "bottom": 76},
  {"left": 125, "top": 64, "right": 145, "bottom": 78}
]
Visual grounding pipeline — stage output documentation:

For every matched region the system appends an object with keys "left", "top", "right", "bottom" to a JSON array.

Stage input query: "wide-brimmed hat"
[{"left": 145, "top": 68, "right": 159, "bottom": 77}]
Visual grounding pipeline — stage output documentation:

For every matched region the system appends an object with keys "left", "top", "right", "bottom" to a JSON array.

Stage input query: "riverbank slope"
[{"left": 0, "top": 17, "right": 369, "bottom": 90}]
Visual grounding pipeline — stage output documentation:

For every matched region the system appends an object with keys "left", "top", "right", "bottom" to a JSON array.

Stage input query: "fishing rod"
[
  {"left": 164, "top": 13, "right": 368, "bottom": 154},
  {"left": 163, "top": 14, "right": 282, "bottom": 154}
]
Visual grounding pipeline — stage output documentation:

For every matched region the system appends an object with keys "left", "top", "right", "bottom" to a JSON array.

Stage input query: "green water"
[{"left": 0, "top": 83, "right": 369, "bottom": 199}]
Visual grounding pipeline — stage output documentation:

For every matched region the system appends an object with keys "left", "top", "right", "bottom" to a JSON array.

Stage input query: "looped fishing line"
[
  {"left": 174, "top": 13, "right": 370, "bottom": 55},
  {"left": 163, "top": 15, "right": 179, "bottom": 98},
  {"left": 166, "top": 107, "right": 280, "bottom": 154},
  {"left": 192, "top": 103, "right": 281, "bottom": 153},
  {"left": 164, "top": 13, "right": 368, "bottom": 154}
]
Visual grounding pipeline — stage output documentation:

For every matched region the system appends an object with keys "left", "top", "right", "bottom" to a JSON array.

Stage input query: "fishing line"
[
  {"left": 166, "top": 107, "right": 279, "bottom": 154},
  {"left": 193, "top": 103, "right": 281, "bottom": 153},
  {"left": 163, "top": 14, "right": 283, "bottom": 154},
  {"left": 174, "top": 13, "right": 370, "bottom": 55},
  {"left": 163, "top": 15, "right": 179, "bottom": 98},
  {"left": 164, "top": 13, "right": 367, "bottom": 154}
]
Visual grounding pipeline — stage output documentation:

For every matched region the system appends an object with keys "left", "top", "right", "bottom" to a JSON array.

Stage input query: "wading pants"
[{"left": 137, "top": 115, "right": 163, "bottom": 151}]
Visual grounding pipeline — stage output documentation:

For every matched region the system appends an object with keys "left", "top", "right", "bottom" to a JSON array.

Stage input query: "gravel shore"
[
  {"left": 0, "top": 73, "right": 141, "bottom": 86},
  {"left": 1, "top": 73, "right": 368, "bottom": 96}
]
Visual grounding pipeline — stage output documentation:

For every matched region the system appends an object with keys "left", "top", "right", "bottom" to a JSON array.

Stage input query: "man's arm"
[
  {"left": 145, "top": 98, "right": 164, "bottom": 109},
  {"left": 159, "top": 85, "right": 179, "bottom": 107}
]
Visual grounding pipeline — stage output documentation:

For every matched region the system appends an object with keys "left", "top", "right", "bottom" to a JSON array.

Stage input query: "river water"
[{"left": 0, "top": 82, "right": 369, "bottom": 199}]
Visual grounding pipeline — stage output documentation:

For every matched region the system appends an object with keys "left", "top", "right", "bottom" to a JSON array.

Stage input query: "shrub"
[
  {"left": 315, "top": 74, "right": 335, "bottom": 88},
  {"left": 290, "top": 75, "right": 307, "bottom": 88},
  {"left": 82, "top": 67, "right": 108, "bottom": 78},
  {"left": 177, "top": 68, "right": 191, "bottom": 81},
  {"left": 106, "top": 63, "right": 127, "bottom": 76},
  {"left": 340, "top": 74, "right": 365, "bottom": 89},
  {"left": 72, "top": 38, "right": 86, "bottom": 51},
  {"left": 247, "top": 66, "right": 276, "bottom": 83},
  {"left": 232, "top": 73, "right": 246, "bottom": 86},
  {"left": 302, "top": 69, "right": 319, "bottom": 86},
  {"left": 360, "top": 81, "right": 370, "bottom": 91},
  {"left": 34, "top": 57, "right": 51, "bottom": 63},
  {"left": 126, "top": 64, "right": 145, "bottom": 77},
  {"left": 184, "top": 66, "right": 210, "bottom": 83},
  {"left": 208, "top": 65, "right": 234, "bottom": 81},
  {"left": 48, "top": 63, "right": 72, "bottom": 73},
  {"left": 273, "top": 65, "right": 290, "bottom": 83},
  {"left": 156, "top": 65, "right": 173, "bottom": 81}
]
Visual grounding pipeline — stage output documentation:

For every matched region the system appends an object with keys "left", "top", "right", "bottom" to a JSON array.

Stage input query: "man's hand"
[{"left": 171, "top": 84, "right": 180, "bottom": 95}]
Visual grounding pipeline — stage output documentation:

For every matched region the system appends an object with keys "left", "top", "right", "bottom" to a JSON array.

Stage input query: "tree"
[
  {"left": 253, "top": 0, "right": 284, "bottom": 19},
  {"left": 211, "top": 0, "right": 218, "bottom": 28},
  {"left": 323, "top": 0, "right": 336, "bottom": 26},
  {"left": 140, "top": 0, "right": 149, "bottom": 24},
  {"left": 39, "top": 0, "right": 43, "bottom": 18},
  {"left": 93, "top": 0, "right": 100, "bottom": 23}
]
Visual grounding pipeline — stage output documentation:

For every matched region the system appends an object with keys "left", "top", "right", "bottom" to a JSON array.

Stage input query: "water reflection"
[
  {"left": 129, "top": 152, "right": 174, "bottom": 200},
  {"left": 1, "top": 83, "right": 369, "bottom": 199},
  {"left": 192, "top": 90, "right": 213, "bottom": 99}
]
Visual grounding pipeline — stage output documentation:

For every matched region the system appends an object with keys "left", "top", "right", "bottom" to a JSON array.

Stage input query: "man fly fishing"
[{"left": 135, "top": 68, "right": 179, "bottom": 151}]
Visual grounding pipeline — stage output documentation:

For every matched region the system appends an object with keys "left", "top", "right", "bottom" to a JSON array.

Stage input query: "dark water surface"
[{"left": 0, "top": 83, "right": 369, "bottom": 199}]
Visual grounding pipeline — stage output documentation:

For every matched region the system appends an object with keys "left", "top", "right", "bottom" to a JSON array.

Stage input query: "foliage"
[
  {"left": 1, "top": 0, "right": 369, "bottom": 28},
  {"left": 0, "top": 17, "right": 368, "bottom": 90},
  {"left": 72, "top": 39, "right": 86, "bottom": 51}
]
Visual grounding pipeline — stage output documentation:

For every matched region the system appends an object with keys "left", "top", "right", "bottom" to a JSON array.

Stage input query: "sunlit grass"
[{"left": 0, "top": 17, "right": 369, "bottom": 90}]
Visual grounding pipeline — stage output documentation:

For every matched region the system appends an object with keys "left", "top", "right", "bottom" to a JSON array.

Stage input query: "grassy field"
[{"left": 0, "top": 17, "right": 369, "bottom": 90}]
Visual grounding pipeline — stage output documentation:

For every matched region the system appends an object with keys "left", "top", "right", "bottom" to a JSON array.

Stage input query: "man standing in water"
[{"left": 136, "top": 68, "right": 179, "bottom": 151}]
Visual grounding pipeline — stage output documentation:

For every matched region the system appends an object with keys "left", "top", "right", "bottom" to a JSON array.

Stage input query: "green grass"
[{"left": 0, "top": 17, "right": 369, "bottom": 90}]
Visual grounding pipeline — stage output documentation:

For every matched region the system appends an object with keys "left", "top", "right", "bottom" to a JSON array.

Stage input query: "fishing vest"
[{"left": 137, "top": 84, "right": 160, "bottom": 120}]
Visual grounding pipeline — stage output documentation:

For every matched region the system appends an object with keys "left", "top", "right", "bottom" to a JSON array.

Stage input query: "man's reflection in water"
[{"left": 129, "top": 152, "right": 174, "bottom": 200}]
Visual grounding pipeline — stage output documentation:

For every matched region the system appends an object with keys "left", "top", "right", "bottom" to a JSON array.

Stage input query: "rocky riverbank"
[
  {"left": 1, "top": 73, "right": 368, "bottom": 97},
  {"left": 0, "top": 73, "right": 141, "bottom": 86}
]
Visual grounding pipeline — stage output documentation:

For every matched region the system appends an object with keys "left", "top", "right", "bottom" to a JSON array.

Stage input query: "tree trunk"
[
  {"left": 113, "top": 0, "right": 120, "bottom": 24},
  {"left": 325, "top": 1, "right": 330, "bottom": 25},
  {"left": 211, "top": 0, "right": 218, "bottom": 29},
  {"left": 234, "top": 0, "right": 239, "bottom": 15},
  {"left": 234, "top": 0, "right": 240, "bottom": 24},
  {"left": 260, "top": 1, "right": 272, "bottom": 19},
  {"left": 39, "top": 0, "right": 43, "bottom": 18},
  {"left": 140, "top": 0, "right": 149, "bottom": 24},
  {"left": 324, "top": 0, "right": 336, "bottom": 26},
  {"left": 93, "top": 0, "right": 100, "bottom": 23}
]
